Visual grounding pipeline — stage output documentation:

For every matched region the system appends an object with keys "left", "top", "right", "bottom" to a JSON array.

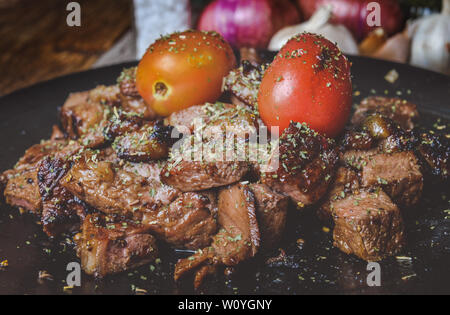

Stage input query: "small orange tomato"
[{"left": 136, "top": 30, "right": 236, "bottom": 116}]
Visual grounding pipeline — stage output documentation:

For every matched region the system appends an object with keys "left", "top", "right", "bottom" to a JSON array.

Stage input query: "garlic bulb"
[
  {"left": 409, "top": 0, "right": 450, "bottom": 74},
  {"left": 268, "top": 5, "right": 359, "bottom": 55}
]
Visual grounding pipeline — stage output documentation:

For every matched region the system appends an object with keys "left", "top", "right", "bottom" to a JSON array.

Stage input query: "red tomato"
[
  {"left": 136, "top": 30, "right": 236, "bottom": 116},
  {"left": 258, "top": 33, "right": 352, "bottom": 138}
]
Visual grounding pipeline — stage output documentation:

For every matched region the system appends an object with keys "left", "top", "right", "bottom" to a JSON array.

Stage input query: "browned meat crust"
[
  {"left": 162, "top": 103, "right": 258, "bottom": 192},
  {"left": 112, "top": 121, "right": 175, "bottom": 162},
  {"left": 358, "top": 151, "right": 423, "bottom": 207},
  {"left": 165, "top": 102, "right": 257, "bottom": 138},
  {"left": 318, "top": 167, "right": 360, "bottom": 223},
  {"left": 38, "top": 157, "right": 89, "bottom": 237},
  {"left": 222, "top": 61, "right": 267, "bottom": 107},
  {"left": 61, "top": 150, "right": 179, "bottom": 217},
  {"left": 76, "top": 213, "right": 158, "bottom": 277},
  {"left": 351, "top": 96, "right": 419, "bottom": 130},
  {"left": 3, "top": 139, "right": 71, "bottom": 214},
  {"left": 417, "top": 133, "right": 449, "bottom": 181},
  {"left": 165, "top": 105, "right": 207, "bottom": 134},
  {"left": 262, "top": 122, "right": 339, "bottom": 206},
  {"left": 332, "top": 189, "right": 405, "bottom": 261},
  {"left": 174, "top": 183, "right": 260, "bottom": 288},
  {"left": 249, "top": 183, "right": 289, "bottom": 250},
  {"left": 60, "top": 91, "right": 105, "bottom": 140},
  {"left": 4, "top": 169, "right": 42, "bottom": 214},
  {"left": 161, "top": 158, "right": 250, "bottom": 192},
  {"left": 143, "top": 192, "right": 218, "bottom": 249}
]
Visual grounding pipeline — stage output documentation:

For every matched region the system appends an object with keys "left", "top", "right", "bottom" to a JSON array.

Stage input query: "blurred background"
[{"left": 0, "top": 0, "right": 447, "bottom": 96}]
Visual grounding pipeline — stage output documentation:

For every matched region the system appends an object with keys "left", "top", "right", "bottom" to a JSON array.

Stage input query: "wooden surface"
[{"left": 0, "top": 0, "right": 132, "bottom": 96}]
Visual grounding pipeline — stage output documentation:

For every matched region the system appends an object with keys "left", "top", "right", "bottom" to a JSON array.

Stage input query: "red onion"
[
  {"left": 198, "top": 0, "right": 301, "bottom": 49},
  {"left": 297, "top": 0, "right": 404, "bottom": 40}
]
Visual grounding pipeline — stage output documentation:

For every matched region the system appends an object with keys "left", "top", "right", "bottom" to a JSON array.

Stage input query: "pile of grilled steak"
[{"left": 1, "top": 59, "right": 449, "bottom": 288}]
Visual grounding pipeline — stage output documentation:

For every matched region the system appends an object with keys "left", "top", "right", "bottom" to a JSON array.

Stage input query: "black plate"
[{"left": 0, "top": 55, "right": 449, "bottom": 295}]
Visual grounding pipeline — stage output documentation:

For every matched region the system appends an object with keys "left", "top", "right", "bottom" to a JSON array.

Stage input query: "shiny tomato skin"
[
  {"left": 258, "top": 33, "right": 352, "bottom": 138},
  {"left": 136, "top": 30, "right": 236, "bottom": 116}
]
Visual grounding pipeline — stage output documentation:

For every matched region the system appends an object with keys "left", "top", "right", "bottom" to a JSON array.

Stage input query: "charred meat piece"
[
  {"left": 60, "top": 91, "right": 106, "bottom": 140},
  {"left": 38, "top": 157, "right": 89, "bottom": 237},
  {"left": 358, "top": 151, "right": 423, "bottom": 207},
  {"left": 166, "top": 102, "right": 257, "bottom": 138},
  {"left": 165, "top": 105, "right": 207, "bottom": 134},
  {"left": 213, "top": 184, "right": 260, "bottom": 264},
  {"left": 61, "top": 150, "right": 179, "bottom": 217},
  {"left": 4, "top": 169, "right": 42, "bottom": 214},
  {"left": 122, "top": 160, "right": 163, "bottom": 182},
  {"left": 341, "top": 129, "right": 375, "bottom": 151},
  {"left": 222, "top": 61, "right": 267, "bottom": 107},
  {"left": 249, "top": 183, "right": 289, "bottom": 250},
  {"left": 143, "top": 192, "right": 218, "bottom": 249},
  {"left": 262, "top": 122, "right": 339, "bottom": 206},
  {"left": 76, "top": 213, "right": 158, "bottom": 277},
  {"left": 103, "top": 110, "right": 144, "bottom": 141},
  {"left": 112, "top": 121, "right": 175, "bottom": 162},
  {"left": 2, "top": 139, "right": 71, "bottom": 214},
  {"left": 351, "top": 96, "right": 419, "bottom": 130},
  {"left": 174, "top": 183, "right": 260, "bottom": 288},
  {"left": 318, "top": 167, "right": 360, "bottom": 223},
  {"left": 202, "top": 102, "right": 258, "bottom": 139},
  {"left": 162, "top": 103, "right": 257, "bottom": 192},
  {"left": 88, "top": 85, "right": 121, "bottom": 107},
  {"left": 161, "top": 154, "right": 249, "bottom": 192},
  {"left": 344, "top": 114, "right": 415, "bottom": 155},
  {"left": 417, "top": 132, "right": 449, "bottom": 181},
  {"left": 332, "top": 188, "right": 405, "bottom": 261},
  {"left": 117, "top": 67, "right": 157, "bottom": 120}
]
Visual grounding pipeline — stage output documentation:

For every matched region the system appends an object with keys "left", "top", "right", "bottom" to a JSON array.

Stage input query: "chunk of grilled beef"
[
  {"left": 76, "top": 213, "right": 158, "bottom": 277},
  {"left": 332, "top": 188, "right": 405, "bottom": 261},
  {"left": 351, "top": 96, "right": 419, "bottom": 130},
  {"left": 88, "top": 85, "right": 121, "bottom": 107},
  {"left": 3, "top": 139, "right": 71, "bottom": 214},
  {"left": 416, "top": 132, "right": 449, "bottom": 181},
  {"left": 262, "top": 122, "right": 339, "bottom": 206},
  {"left": 103, "top": 110, "right": 144, "bottom": 141},
  {"left": 166, "top": 102, "right": 257, "bottom": 138},
  {"left": 222, "top": 61, "right": 267, "bottom": 107},
  {"left": 117, "top": 67, "right": 157, "bottom": 120},
  {"left": 4, "top": 169, "right": 42, "bottom": 214},
  {"left": 165, "top": 105, "right": 207, "bottom": 134},
  {"left": 174, "top": 183, "right": 260, "bottom": 288},
  {"left": 143, "top": 192, "right": 218, "bottom": 249},
  {"left": 214, "top": 184, "right": 260, "bottom": 264},
  {"left": 318, "top": 167, "right": 360, "bottom": 223},
  {"left": 60, "top": 91, "right": 105, "bottom": 140},
  {"left": 357, "top": 151, "right": 423, "bottom": 207},
  {"left": 112, "top": 121, "right": 175, "bottom": 162},
  {"left": 341, "top": 129, "right": 375, "bottom": 151},
  {"left": 162, "top": 157, "right": 250, "bottom": 192},
  {"left": 38, "top": 157, "right": 89, "bottom": 237},
  {"left": 61, "top": 150, "right": 179, "bottom": 217},
  {"left": 122, "top": 160, "right": 163, "bottom": 182},
  {"left": 249, "top": 183, "right": 289, "bottom": 250},
  {"left": 162, "top": 103, "right": 258, "bottom": 192}
]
